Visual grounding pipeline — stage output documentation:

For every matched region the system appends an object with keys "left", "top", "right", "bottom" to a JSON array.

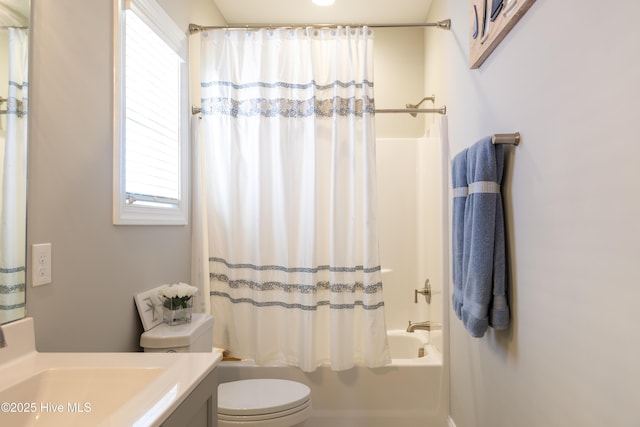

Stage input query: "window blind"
[{"left": 124, "top": 9, "right": 182, "bottom": 207}]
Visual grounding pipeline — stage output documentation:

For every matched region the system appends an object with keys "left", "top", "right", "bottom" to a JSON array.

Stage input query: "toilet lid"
[{"left": 218, "top": 379, "right": 311, "bottom": 417}]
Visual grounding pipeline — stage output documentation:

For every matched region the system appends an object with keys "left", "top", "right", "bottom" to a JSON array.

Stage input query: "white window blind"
[
  {"left": 114, "top": 0, "right": 188, "bottom": 225},
  {"left": 125, "top": 11, "right": 180, "bottom": 206}
]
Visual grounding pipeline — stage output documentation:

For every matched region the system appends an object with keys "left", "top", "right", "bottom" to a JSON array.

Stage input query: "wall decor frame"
[
  {"left": 134, "top": 287, "right": 163, "bottom": 331},
  {"left": 469, "top": 0, "right": 536, "bottom": 69}
]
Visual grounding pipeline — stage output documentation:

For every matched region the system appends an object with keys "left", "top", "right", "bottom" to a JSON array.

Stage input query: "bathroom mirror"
[{"left": 0, "top": 0, "right": 29, "bottom": 325}]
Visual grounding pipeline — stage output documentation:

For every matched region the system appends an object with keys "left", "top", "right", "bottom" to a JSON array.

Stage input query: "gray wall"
[
  {"left": 426, "top": 1, "right": 640, "bottom": 426},
  {"left": 26, "top": 0, "right": 224, "bottom": 352}
]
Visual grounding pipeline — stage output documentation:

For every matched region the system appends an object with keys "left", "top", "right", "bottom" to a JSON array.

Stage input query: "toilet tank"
[{"left": 140, "top": 313, "right": 213, "bottom": 353}]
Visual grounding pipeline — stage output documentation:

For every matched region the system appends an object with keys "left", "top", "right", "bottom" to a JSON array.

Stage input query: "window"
[{"left": 113, "top": 0, "right": 188, "bottom": 225}]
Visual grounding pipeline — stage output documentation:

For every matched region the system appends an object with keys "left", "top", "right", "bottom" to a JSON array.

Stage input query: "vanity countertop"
[{"left": 0, "top": 317, "right": 222, "bottom": 426}]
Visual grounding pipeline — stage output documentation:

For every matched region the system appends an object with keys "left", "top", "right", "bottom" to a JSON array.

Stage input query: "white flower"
[
  {"left": 158, "top": 283, "right": 198, "bottom": 310},
  {"left": 159, "top": 282, "right": 198, "bottom": 299}
]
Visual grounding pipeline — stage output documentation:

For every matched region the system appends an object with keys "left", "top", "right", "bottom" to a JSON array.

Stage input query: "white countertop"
[{"left": 0, "top": 317, "right": 221, "bottom": 427}]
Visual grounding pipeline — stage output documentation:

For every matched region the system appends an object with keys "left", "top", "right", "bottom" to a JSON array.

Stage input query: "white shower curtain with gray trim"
[
  {"left": 198, "top": 26, "right": 390, "bottom": 372},
  {"left": 0, "top": 28, "right": 28, "bottom": 324}
]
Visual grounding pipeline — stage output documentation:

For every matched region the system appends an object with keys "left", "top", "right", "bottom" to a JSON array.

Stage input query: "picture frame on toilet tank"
[{"left": 134, "top": 287, "right": 164, "bottom": 331}]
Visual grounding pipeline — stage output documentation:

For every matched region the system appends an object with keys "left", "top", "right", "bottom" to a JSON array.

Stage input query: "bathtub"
[{"left": 215, "top": 329, "right": 447, "bottom": 427}]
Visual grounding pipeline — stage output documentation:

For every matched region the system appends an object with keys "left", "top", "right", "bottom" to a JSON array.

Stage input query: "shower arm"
[{"left": 405, "top": 95, "right": 436, "bottom": 117}]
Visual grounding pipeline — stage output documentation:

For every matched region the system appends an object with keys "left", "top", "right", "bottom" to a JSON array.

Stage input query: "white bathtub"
[{"left": 215, "top": 329, "right": 447, "bottom": 427}]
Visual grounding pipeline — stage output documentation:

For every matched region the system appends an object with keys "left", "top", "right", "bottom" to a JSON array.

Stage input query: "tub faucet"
[
  {"left": 406, "top": 320, "right": 442, "bottom": 332},
  {"left": 0, "top": 325, "right": 6, "bottom": 348}
]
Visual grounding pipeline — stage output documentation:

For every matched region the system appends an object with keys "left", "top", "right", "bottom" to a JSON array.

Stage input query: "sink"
[
  {"left": 0, "top": 318, "right": 221, "bottom": 426},
  {"left": 0, "top": 368, "right": 163, "bottom": 426}
]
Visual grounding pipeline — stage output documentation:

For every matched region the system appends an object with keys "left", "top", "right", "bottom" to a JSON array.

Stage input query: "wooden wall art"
[{"left": 469, "top": 0, "right": 536, "bottom": 69}]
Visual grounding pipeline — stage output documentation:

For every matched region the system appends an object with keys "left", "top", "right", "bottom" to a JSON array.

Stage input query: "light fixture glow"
[{"left": 312, "top": 0, "right": 335, "bottom": 6}]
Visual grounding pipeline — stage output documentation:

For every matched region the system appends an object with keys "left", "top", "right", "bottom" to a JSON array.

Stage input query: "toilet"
[
  {"left": 139, "top": 314, "right": 312, "bottom": 426},
  {"left": 218, "top": 379, "right": 311, "bottom": 427}
]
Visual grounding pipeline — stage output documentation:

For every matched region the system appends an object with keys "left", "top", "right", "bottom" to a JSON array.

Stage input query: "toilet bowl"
[
  {"left": 218, "top": 379, "right": 311, "bottom": 427},
  {"left": 138, "top": 313, "right": 311, "bottom": 426}
]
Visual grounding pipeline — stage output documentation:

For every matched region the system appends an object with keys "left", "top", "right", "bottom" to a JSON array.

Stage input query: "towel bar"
[{"left": 491, "top": 133, "right": 520, "bottom": 145}]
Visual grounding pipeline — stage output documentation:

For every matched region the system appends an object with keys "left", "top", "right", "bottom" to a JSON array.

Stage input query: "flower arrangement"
[
  {"left": 159, "top": 282, "right": 198, "bottom": 310},
  {"left": 158, "top": 282, "right": 198, "bottom": 325}
]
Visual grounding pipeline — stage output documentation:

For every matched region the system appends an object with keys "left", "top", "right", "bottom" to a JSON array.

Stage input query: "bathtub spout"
[{"left": 406, "top": 321, "right": 442, "bottom": 332}]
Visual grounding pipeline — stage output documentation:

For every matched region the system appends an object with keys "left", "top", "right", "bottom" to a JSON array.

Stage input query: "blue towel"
[
  {"left": 459, "top": 137, "right": 509, "bottom": 337},
  {"left": 451, "top": 149, "right": 468, "bottom": 319}
]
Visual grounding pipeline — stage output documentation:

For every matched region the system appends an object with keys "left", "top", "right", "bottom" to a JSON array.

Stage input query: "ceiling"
[{"left": 212, "top": 0, "right": 433, "bottom": 26}]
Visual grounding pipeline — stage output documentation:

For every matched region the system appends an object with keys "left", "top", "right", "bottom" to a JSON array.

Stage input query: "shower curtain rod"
[
  {"left": 376, "top": 106, "right": 447, "bottom": 115},
  {"left": 191, "top": 105, "right": 447, "bottom": 116},
  {"left": 188, "top": 19, "right": 451, "bottom": 34}
]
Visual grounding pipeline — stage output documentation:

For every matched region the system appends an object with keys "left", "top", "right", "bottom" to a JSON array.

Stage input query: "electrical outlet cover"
[{"left": 32, "top": 243, "right": 52, "bottom": 287}]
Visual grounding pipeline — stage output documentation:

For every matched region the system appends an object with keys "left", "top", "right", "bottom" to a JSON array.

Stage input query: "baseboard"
[{"left": 448, "top": 416, "right": 457, "bottom": 427}]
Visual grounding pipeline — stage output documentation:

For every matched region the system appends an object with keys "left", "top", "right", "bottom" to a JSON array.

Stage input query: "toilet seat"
[
  {"left": 217, "top": 400, "right": 311, "bottom": 422},
  {"left": 218, "top": 379, "right": 311, "bottom": 424}
]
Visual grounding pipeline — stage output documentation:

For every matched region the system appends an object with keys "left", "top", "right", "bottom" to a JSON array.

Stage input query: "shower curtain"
[
  {"left": 196, "top": 27, "right": 390, "bottom": 372},
  {"left": 0, "top": 29, "right": 28, "bottom": 324}
]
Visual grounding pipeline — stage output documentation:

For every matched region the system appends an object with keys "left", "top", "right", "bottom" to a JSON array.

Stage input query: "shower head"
[{"left": 405, "top": 95, "right": 436, "bottom": 117}]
